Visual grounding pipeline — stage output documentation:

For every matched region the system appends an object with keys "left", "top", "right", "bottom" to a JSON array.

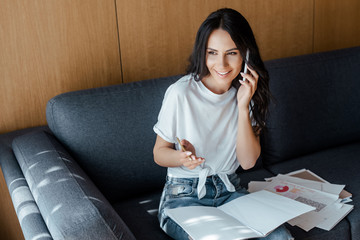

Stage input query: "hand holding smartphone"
[{"left": 241, "top": 49, "right": 250, "bottom": 81}]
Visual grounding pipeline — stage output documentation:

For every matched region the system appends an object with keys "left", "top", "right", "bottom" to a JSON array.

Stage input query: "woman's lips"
[{"left": 215, "top": 70, "right": 232, "bottom": 78}]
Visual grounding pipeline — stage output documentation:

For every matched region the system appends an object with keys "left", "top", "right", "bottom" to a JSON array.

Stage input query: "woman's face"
[{"left": 203, "top": 29, "right": 243, "bottom": 94}]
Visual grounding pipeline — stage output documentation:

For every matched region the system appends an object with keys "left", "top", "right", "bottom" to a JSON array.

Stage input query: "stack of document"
[{"left": 248, "top": 169, "right": 353, "bottom": 232}]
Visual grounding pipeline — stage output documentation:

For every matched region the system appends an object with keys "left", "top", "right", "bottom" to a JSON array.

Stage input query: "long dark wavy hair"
[{"left": 187, "top": 8, "right": 271, "bottom": 135}]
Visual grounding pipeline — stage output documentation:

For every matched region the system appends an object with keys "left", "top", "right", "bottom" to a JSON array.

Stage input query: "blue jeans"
[{"left": 158, "top": 173, "right": 293, "bottom": 240}]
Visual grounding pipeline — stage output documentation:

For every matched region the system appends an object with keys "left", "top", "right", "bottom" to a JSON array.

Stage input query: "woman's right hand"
[{"left": 179, "top": 139, "right": 205, "bottom": 170}]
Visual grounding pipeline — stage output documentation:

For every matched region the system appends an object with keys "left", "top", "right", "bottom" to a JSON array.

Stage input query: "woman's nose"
[{"left": 218, "top": 55, "right": 229, "bottom": 67}]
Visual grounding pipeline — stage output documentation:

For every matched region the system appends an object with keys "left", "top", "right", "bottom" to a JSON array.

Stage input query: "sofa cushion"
[
  {"left": 236, "top": 167, "right": 274, "bottom": 189},
  {"left": 266, "top": 141, "right": 360, "bottom": 240},
  {"left": 113, "top": 191, "right": 171, "bottom": 240},
  {"left": 12, "top": 130, "right": 135, "bottom": 240},
  {"left": 262, "top": 46, "right": 360, "bottom": 165},
  {"left": 46, "top": 76, "right": 180, "bottom": 202}
]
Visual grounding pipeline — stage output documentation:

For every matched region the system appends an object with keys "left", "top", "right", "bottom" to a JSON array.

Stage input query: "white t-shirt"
[{"left": 154, "top": 74, "right": 252, "bottom": 198}]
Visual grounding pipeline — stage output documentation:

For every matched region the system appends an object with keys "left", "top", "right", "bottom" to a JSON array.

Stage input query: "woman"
[{"left": 153, "top": 8, "right": 293, "bottom": 240}]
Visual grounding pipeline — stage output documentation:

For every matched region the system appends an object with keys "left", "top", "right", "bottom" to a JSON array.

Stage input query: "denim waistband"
[
  {"left": 166, "top": 172, "right": 237, "bottom": 182},
  {"left": 167, "top": 172, "right": 237, "bottom": 199}
]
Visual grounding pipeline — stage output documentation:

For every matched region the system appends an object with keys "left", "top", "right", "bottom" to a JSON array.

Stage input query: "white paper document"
[
  {"left": 249, "top": 169, "right": 354, "bottom": 232},
  {"left": 268, "top": 174, "right": 345, "bottom": 196},
  {"left": 165, "top": 190, "right": 315, "bottom": 240},
  {"left": 285, "top": 169, "right": 353, "bottom": 201},
  {"left": 316, "top": 203, "right": 354, "bottom": 231},
  {"left": 263, "top": 179, "right": 339, "bottom": 210}
]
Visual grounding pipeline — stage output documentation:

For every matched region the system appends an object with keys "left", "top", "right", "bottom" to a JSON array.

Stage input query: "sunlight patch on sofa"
[
  {"left": 34, "top": 150, "right": 56, "bottom": 156},
  {"left": 139, "top": 199, "right": 152, "bottom": 204},
  {"left": 84, "top": 196, "right": 103, "bottom": 203},
  {"left": 146, "top": 209, "right": 158, "bottom": 216},
  {"left": 45, "top": 166, "right": 63, "bottom": 174},
  {"left": 70, "top": 173, "right": 85, "bottom": 181},
  {"left": 37, "top": 178, "right": 51, "bottom": 188},
  {"left": 59, "top": 156, "right": 72, "bottom": 163},
  {"left": 31, "top": 233, "right": 52, "bottom": 240},
  {"left": 9, "top": 177, "right": 26, "bottom": 189},
  {"left": 50, "top": 204, "right": 63, "bottom": 215},
  {"left": 18, "top": 204, "right": 40, "bottom": 224},
  {"left": 12, "top": 186, "right": 34, "bottom": 210},
  {"left": 28, "top": 162, "right": 39, "bottom": 170},
  {"left": 55, "top": 178, "right": 70, "bottom": 183}
]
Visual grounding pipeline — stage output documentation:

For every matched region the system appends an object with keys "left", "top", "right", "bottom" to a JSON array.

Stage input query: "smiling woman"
[{"left": 153, "top": 8, "right": 293, "bottom": 240}]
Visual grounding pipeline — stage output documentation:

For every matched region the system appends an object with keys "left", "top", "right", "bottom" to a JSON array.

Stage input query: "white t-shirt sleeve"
[{"left": 153, "top": 84, "right": 178, "bottom": 143}]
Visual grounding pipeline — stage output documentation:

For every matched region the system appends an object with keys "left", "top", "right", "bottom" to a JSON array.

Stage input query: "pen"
[{"left": 176, "top": 137, "right": 193, "bottom": 161}]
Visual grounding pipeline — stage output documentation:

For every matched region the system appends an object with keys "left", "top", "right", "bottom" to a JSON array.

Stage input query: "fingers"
[
  {"left": 177, "top": 138, "right": 205, "bottom": 170},
  {"left": 240, "top": 68, "right": 258, "bottom": 86},
  {"left": 240, "top": 67, "right": 258, "bottom": 94},
  {"left": 181, "top": 139, "right": 191, "bottom": 150},
  {"left": 179, "top": 151, "right": 205, "bottom": 170},
  {"left": 181, "top": 156, "right": 205, "bottom": 170},
  {"left": 180, "top": 139, "right": 197, "bottom": 156}
]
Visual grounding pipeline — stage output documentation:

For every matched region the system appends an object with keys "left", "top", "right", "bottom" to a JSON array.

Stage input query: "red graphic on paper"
[{"left": 274, "top": 185, "right": 289, "bottom": 193}]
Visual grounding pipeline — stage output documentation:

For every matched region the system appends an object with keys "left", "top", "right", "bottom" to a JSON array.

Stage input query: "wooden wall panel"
[
  {"left": 223, "top": 0, "right": 314, "bottom": 60},
  {"left": 116, "top": 0, "right": 218, "bottom": 83},
  {"left": 116, "top": 0, "right": 314, "bottom": 83},
  {"left": 0, "top": 0, "right": 122, "bottom": 134},
  {"left": 314, "top": 0, "right": 360, "bottom": 52}
]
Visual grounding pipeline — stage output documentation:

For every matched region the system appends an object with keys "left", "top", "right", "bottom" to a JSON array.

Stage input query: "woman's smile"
[{"left": 215, "top": 70, "right": 232, "bottom": 78}]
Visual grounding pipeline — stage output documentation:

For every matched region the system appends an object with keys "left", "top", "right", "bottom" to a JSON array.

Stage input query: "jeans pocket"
[{"left": 165, "top": 179, "right": 195, "bottom": 198}]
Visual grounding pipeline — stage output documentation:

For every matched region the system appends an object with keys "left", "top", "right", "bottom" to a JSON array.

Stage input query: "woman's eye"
[
  {"left": 227, "top": 52, "right": 237, "bottom": 55},
  {"left": 208, "top": 51, "right": 217, "bottom": 55}
]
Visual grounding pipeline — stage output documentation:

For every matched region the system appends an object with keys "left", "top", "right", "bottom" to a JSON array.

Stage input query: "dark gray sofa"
[{"left": 1, "top": 46, "right": 359, "bottom": 240}]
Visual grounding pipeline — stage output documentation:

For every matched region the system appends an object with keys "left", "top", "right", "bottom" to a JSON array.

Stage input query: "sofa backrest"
[
  {"left": 46, "top": 76, "right": 179, "bottom": 202},
  {"left": 261, "top": 46, "right": 360, "bottom": 165}
]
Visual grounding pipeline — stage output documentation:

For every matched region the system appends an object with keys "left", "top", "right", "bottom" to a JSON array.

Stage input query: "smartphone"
[{"left": 241, "top": 49, "right": 250, "bottom": 81}]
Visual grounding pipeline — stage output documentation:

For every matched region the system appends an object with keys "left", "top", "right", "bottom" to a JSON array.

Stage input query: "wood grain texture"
[
  {"left": 223, "top": 0, "right": 314, "bottom": 60},
  {"left": 0, "top": 168, "right": 24, "bottom": 240},
  {"left": 0, "top": 0, "right": 122, "bottom": 134},
  {"left": 314, "top": 0, "right": 360, "bottom": 52},
  {"left": 116, "top": 0, "right": 314, "bottom": 82},
  {"left": 116, "top": 0, "right": 217, "bottom": 83}
]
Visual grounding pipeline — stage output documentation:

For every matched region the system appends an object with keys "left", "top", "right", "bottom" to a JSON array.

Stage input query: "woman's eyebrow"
[
  {"left": 206, "top": 47, "right": 239, "bottom": 52},
  {"left": 225, "top": 48, "right": 239, "bottom": 52}
]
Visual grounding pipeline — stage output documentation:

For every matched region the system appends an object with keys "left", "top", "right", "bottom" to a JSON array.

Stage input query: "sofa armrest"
[
  {"left": 0, "top": 143, "right": 52, "bottom": 240},
  {"left": 12, "top": 130, "right": 135, "bottom": 240}
]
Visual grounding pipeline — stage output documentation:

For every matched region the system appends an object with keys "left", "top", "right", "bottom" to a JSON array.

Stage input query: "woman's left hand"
[{"left": 237, "top": 67, "right": 259, "bottom": 110}]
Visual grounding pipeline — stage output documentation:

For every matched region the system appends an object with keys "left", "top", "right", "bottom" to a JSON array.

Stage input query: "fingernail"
[
  {"left": 240, "top": 72, "right": 244, "bottom": 76},
  {"left": 186, "top": 152, "right": 192, "bottom": 156}
]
